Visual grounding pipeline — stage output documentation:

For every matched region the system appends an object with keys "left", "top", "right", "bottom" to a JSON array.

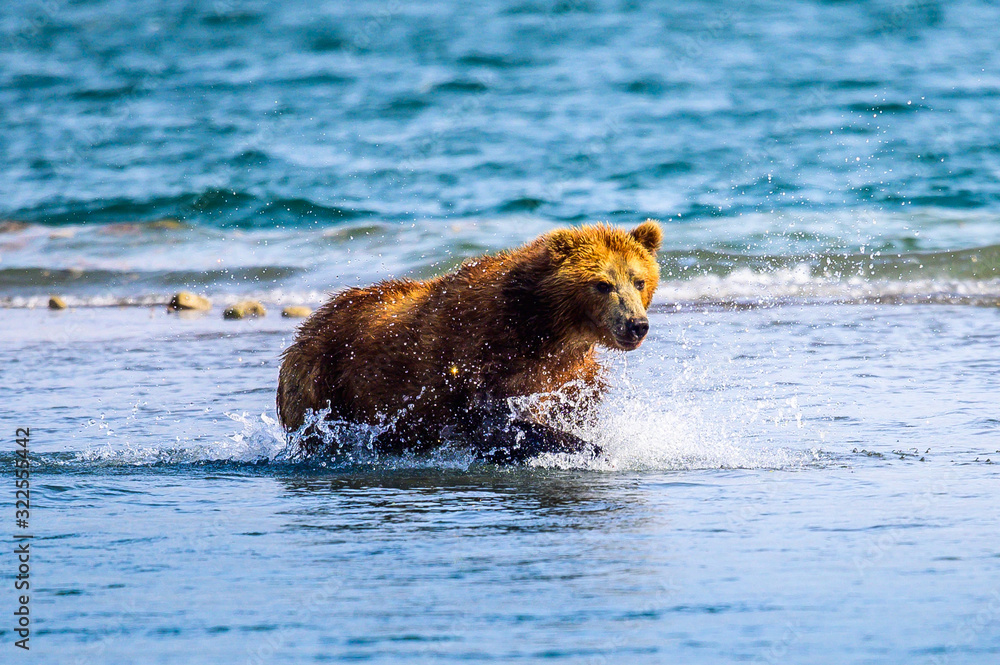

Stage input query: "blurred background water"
[
  {"left": 1, "top": 0, "right": 1000, "bottom": 305},
  {"left": 1, "top": 1, "right": 999, "bottom": 663}
]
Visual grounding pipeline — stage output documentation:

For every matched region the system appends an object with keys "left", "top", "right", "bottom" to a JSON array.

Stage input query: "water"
[{"left": 1, "top": 0, "right": 999, "bottom": 662}]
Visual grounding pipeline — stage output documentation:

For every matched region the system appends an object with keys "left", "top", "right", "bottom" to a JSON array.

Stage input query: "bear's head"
[{"left": 541, "top": 220, "right": 662, "bottom": 351}]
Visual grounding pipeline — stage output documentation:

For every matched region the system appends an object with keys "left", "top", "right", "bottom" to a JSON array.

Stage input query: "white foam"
[
  {"left": 6, "top": 270, "right": 999, "bottom": 311},
  {"left": 657, "top": 264, "right": 1000, "bottom": 304},
  {"left": 63, "top": 346, "right": 822, "bottom": 472},
  {"left": 521, "top": 378, "right": 818, "bottom": 472},
  {"left": 0, "top": 290, "right": 330, "bottom": 310},
  {"left": 66, "top": 367, "right": 824, "bottom": 472},
  {"left": 75, "top": 412, "right": 295, "bottom": 466}
]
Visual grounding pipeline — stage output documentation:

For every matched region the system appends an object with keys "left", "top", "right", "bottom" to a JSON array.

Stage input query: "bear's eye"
[
  {"left": 634, "top": 279, "right": 645, "bottom": 291},
  {"left": 594, "top": 281, "right": 614, "bottom": 294}
]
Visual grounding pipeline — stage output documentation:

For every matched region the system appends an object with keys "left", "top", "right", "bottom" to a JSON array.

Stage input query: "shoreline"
[{"left": 3, "top": 292, "right": 999, "bottom": 312}]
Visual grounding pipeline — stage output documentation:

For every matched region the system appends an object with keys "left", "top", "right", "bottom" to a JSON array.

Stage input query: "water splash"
[
  {"left": 60, "top": 343, "right": 821, "bottom": 473},
  {"left": 66, "top": 380, "right": 820, "bottom": 472},
  {"left": 74, "top": 412, "right": 294, "bottom": 467},
  {"left": 519, "top": 371, "right": 819, "bottom": 472}
]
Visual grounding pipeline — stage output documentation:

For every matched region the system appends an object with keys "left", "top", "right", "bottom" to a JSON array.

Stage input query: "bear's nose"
[{"left": 626, "top": 317, "right": 649, "bottom": 340}]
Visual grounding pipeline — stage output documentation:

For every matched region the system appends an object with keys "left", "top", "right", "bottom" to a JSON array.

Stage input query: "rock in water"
[
  {"left": 48, "top": 295, "right": 68, "bottom": 310},
  {"left": 281, "top": 306, "right": 312, "bottom": 318},
  {"left": 168, "top": 291, "right": 211, "bottom": 311},
  {"left": 224, "top": 301, "right": 267, "bottom": 319},
  {"left": 148, "top": 218, "right": 184, "bottom": 230}
]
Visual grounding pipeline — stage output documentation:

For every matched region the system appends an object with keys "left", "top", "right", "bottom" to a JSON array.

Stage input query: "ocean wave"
[
  {"left": 3, "top": 210, "right": 1000, "bottom": 309},
  {"left": 3, "top": 264, "right": 999, "bottom": 311},
  {"left": 0, "top": 266, "right": 299, "bottom": 288},
  {"left": 0, "top": 289, "right": 328, "bottom": 310},
  {"left": 3, "top": 277, "right": 1000, "bottom": 311},
  {"left": 653, "top": 265, "right": 1000, "bottom": 309},
  {"left": 9, "top": 189, "right": 377, "bottom": 228},
  {"left": 4, "top": 279, "right": 1000, "bottom": 311}
]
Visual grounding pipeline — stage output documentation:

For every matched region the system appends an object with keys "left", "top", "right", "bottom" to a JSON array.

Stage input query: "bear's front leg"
[{"left": 480, "top": 419, "right": 602, "bottom": 464}]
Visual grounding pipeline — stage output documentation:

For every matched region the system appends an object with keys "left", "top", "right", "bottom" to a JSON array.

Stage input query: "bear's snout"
[
  {"left": 626, "top": 317, "right": 649, "bottom": 341},
  {"left": 613, "top": 315, "right": 648, "bottom": 349}
]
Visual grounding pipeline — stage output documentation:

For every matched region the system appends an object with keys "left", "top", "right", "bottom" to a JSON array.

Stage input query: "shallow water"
[
  {"left": 2, "top": 0, "right": 1000, "bottom": 662},
  {"left": 3, "top": 304, "right": 999, "bottom": 662}
]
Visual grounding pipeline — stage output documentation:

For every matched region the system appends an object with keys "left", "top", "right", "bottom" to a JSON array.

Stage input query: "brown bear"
[{"left": 276, "top": 219, "right": 662, "bottom": 461}]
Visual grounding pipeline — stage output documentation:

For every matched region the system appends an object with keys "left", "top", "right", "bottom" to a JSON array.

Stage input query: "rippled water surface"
[{"left": 2, "top": 0, "right": 999, "bottom": 662}]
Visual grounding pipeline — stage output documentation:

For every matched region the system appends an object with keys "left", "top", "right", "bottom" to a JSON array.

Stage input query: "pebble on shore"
[
  {"left": 168, "top": 291, "right": 212, "bottom": 311},
  {"left": 148, "top": 218, "right": 185, "bottom": 230},
  {"left": 48, "top": 295, "right": 68, "bottom": 310},
  {"left": 224, "top": 300, "right": 267, "bottom": 320},
  {"left": 1, "top": 220, "right": 29, "bottom": 234},
  {"left": 281, "top": 306, "right": 312, "bottom": 318}
]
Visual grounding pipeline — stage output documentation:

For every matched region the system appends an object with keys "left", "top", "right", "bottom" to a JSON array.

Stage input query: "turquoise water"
[{"left": 1, "top": 0, "right": 1000, "bottom": 662}]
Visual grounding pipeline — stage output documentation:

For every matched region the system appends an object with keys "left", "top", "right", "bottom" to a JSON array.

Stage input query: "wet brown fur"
[{"left": 277, "top": 220, "right": 662, "bottom": 456}]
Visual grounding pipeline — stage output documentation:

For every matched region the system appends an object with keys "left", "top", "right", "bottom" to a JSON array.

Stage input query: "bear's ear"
[
  {"left": 545, "top": 228, "right": 580, "bottom": 257},
  {"left": 631, "top": 219, "right": 662, "bottom": 255}
]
